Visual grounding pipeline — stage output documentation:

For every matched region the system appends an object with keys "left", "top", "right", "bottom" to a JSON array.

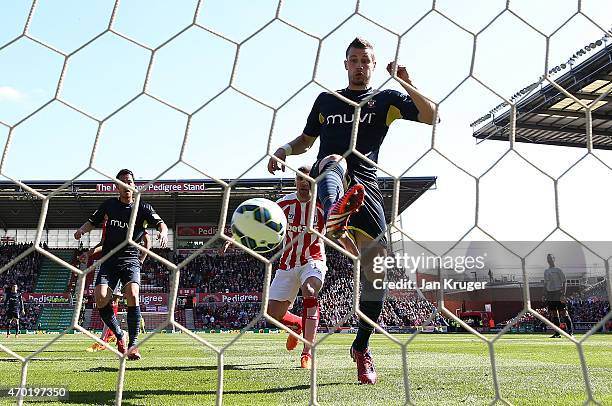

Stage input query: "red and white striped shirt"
[{"left": 277, "top": 193, "right": 325, "bottom": 270}]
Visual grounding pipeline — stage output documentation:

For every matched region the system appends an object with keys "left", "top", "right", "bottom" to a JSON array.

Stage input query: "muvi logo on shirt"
[
  {"left": 109, "top": 219, "right": 128, "bottom": 228},
  {"left": 326, "top": 112, "right": 375, "bottom": 125}
]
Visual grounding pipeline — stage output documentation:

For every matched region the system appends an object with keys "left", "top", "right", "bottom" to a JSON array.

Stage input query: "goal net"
[{"left": 0, "top": 1, "right": 611, "bottom": 405}]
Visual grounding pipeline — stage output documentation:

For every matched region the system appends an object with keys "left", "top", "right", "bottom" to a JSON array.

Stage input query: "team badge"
[{"left": 367, "top": 99, "right": 376, "bottom": 108}]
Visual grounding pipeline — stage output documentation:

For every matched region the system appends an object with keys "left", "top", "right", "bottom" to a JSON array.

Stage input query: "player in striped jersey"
[
  {"left": 223, "top": 165, "right": 326, "bottom": 368},
  {"left": 270, "top": 164, "right": 326, "bottom": 369}
]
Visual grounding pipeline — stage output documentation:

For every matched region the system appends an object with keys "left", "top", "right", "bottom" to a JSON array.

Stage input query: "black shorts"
[
  {"left": 310, "top": 159, "right": 387, "bottom": 246},
  {"left": 95, "top": 259, "right": 141, "bottom": 291},
  {"left": 6, "top": 311, "right": 19, "bottom": 320},
  {"left": 546, "top": 291, "right": 566, "bottom": 311}
]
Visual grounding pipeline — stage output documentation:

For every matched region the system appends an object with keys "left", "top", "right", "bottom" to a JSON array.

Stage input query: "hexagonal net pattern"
[{"left": 0, "top": 0, "right": 611, "bottom": 405}]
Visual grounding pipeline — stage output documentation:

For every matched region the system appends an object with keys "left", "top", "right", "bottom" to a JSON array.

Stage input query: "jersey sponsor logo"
[
  {"left": 326, "top": 112, "right": 375, "bottom": 125},
  {"left": 109, "top": 219, "right": 128, "bottom": 228},
  {"left": 287, "top": 224, "right": 307, "bottom": 233}
]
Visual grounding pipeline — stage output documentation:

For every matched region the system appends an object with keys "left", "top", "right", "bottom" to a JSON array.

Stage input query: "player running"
[
  {"left": 83, "top": 222, "right": 152, "bottom": 352},
  {"left": 268, "top": 37, "right": 436, "bottom": 383},
  {"left": 4, "top": 284, "right": 25, "bottom": 338},
  {"left": 74, "top": 169, "right": 168, "bottom": 360},
  {"left": 222, "top": 165, "right": 325, "bottom": 369}
]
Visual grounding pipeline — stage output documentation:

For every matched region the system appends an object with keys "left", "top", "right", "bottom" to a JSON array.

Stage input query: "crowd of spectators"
[
  {"left": 194, "top": 302, "right": 264, "bottom": 329},
  {"left": 177, "top": 251, "right": 265, "bottom": 293},
  {"left": 379, "top": 295, "right": 446, "bottom": 328},
  {"left": 140, "top": 248, "right": 173, "bottom": 292},
  {"left": 567, "top": 283, "right": 610, "bottom": 323},
  {"left": 507, "top": 280, "right": 610, "bottom": 330},
  {"left": 0, "top": 243, "right": 41, "bottom": 293},
  {"left": 186, "top": 249, "right": 447, "bottom": 330}
]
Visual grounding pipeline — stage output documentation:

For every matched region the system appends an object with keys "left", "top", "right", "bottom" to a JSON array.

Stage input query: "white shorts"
[{"left": 269, "top": 261, "right": 327, "bottom": 306}]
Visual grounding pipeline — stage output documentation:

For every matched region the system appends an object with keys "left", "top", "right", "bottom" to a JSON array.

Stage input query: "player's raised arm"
[
  {"left": 139, "top": 232, "right": 152, "bottom": 263},
  {"left": 75, "top": 201, "right": 109, "bottom": 240},
  {"left": 74, "top": 221, "right": 95, "bottom": 240},
  {"left": 268, "top": 133, "right": 317, "bottom": 174},
  {"left": 156, "top": 222, "right": 168, "bottom": 249},
  {"left": 386, "top": 62, "right": 437, "bottom": 125}
]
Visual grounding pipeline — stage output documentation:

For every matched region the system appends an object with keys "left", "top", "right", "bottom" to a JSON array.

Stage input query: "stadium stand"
[
  {"left": 194, "top": 303, "right": 263, "bottom": 330},
  {"left": 507, "top": 279, "right": 610, "bottom": 332},
  {"left": 0, "top": 243, "right": 41, "bottom": 293},
  {"left": 2, "top": 240, "right": 608, "bottom": 334},
  {"left": 141, "top": 248, "right": 172, "bottom": 293},
  {"left": 0, "top": 303, "right": 42, "bottom": 332},
  {"left": 34, "top": 249, "right": 72, "bottom": 293},
  {"left": 178, "top": 251, "right": 265, "bottom": 293},
  {"left": 472, "top": 42, "right": 612, "bottom": 149},
  {"left": 37, "top": 306, "right": 74, "bottom": 332}
]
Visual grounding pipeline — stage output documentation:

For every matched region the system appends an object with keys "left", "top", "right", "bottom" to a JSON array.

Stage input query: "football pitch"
[{"left": 0, "top": 333, "right": 611, "bottom": 405}]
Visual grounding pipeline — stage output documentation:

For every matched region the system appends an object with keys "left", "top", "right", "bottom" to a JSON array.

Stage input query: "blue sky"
[{"left": 1, "top": 0, "right": 612, "bottom": 252}]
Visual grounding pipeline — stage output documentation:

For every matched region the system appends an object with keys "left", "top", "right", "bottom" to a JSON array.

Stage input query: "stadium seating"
[
  {"left": 174, "top": 309, "right": 185, "bottom": 326},
  {"left": 34, "top": 250, "right": 73, "bottom": 293},
  {"left": 87, "top": 309, "right": 104, "bottom": 330},
  {"left": 37, "top": 306, "right": 74, "bottom": 331},
  {"left": 0, "top": 243, "right": 41, "bottom": 292}
]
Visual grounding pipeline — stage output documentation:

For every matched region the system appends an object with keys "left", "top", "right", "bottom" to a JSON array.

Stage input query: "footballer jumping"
[{"left": 268, "top": 38, "right": 436, "bottom": 383}]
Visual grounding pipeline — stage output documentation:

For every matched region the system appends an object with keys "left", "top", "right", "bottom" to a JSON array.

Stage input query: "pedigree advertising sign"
[
  {"left": 177, "top": 225, "right": 231, "bottom": 238},
  {"left": 96, "top": 182, "right": 205, "bottom": 194}
]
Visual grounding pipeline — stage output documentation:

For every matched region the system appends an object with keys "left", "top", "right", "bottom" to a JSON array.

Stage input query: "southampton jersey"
[
  {"left": 277, "top": 193, "right": 325, "bottom": 270},
  {"left": 303, "top": 88, "right": 420, "bottom": 182},
  {"left": 88, "top": 198, "right": 163, "bottom": 263},
  {"left": 4, "top": 292, "right": 23, "bottom": 313}
]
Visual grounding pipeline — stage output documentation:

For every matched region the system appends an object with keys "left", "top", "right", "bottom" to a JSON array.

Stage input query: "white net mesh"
[{"left": 0, "top": 0, "right": 611, "bottom": 405}]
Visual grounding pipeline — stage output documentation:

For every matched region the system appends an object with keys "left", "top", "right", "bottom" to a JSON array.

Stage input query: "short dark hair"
[
  {"left": 116, "top": 169, "right": 134, "bottom": 179},
  {"left": 297, "top": 165, "right": 312, "bottom": 175},
  {"left": 345, "top": 37, "right": 374, "bottom": 58}
]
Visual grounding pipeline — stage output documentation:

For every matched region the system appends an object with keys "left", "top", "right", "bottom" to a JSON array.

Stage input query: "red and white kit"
[{"left": 270, "top": 193, "right": 327, "bottom": 304}]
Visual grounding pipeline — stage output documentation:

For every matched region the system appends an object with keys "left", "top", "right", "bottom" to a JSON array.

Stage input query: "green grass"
[{"left": 0, "top": 333, "right": 611, "bottom": 405}]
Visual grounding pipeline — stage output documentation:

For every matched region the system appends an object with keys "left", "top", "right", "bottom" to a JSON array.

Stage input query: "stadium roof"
[
  {"left": 0, "top": 177, "right": 436, "bottom": 230},
  {"left": 472, "top": 41, "right": 612, "bottom": 149}
]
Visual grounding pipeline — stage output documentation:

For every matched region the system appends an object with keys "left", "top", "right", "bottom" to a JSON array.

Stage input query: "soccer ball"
[{"left": 231, "top": 198, "right": 287, "bottom": 253}]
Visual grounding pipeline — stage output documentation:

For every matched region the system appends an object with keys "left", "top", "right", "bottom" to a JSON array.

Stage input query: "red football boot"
[
  {"left": 127, "top": 346, "right": 141, "bottom": 361},
  {"left": 325, "top": 184, "right": 365, "bottom": 239},
  {"left": 350, "top": 347, "right": 377, "bottom": 384},
  {"left": 117, "top": 335, "right": 127, "bottom": 355}
]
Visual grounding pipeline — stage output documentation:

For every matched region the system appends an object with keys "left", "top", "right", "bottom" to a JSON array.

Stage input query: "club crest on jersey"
[{"left": 366, "top": 99, "right": 376, "bottom": 108}]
